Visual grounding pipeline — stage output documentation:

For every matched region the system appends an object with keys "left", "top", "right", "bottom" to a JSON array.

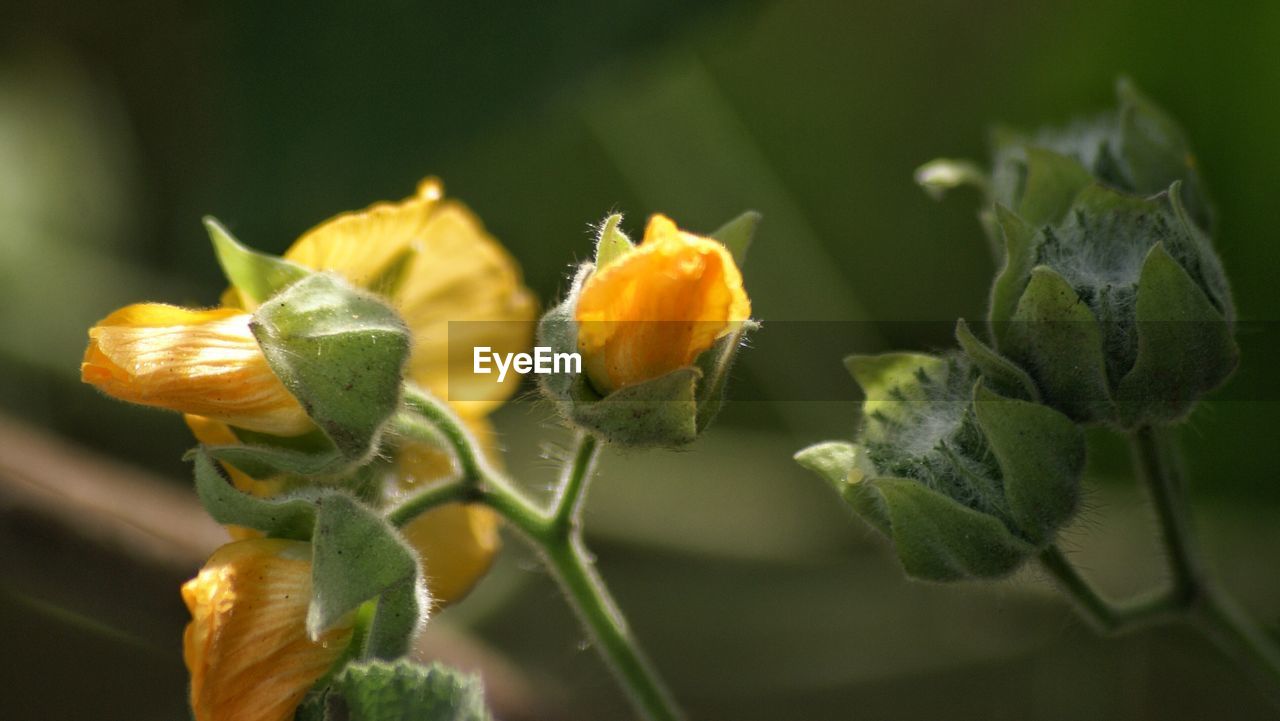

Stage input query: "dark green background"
[{"left": 2, "top": 1, "right": 1278, "bottom": 719}]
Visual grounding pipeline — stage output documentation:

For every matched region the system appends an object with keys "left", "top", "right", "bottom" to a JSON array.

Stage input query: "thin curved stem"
[
  {"left": 391, "top": 392, "right": 683, "bottom": 721},
  {"left": 1037, "top": 545, "right": 1183, "bottom": 634},
  {"left": 1131, "top": 426, "right": 1280, "bottom": 706}
]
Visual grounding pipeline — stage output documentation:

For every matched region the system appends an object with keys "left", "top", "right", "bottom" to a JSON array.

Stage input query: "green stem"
[
  {"left": 1130, "top": 427, "right": 1200, "bottom": 601},
  {"left": 1037, "top": 545, "right": 1182, "bottom": 634},
  {"left": 1130, "top": 426, "right": 1280, "bottom": 705},
  {"left": 391, "top": 391, "right": 683, "bottom": 721}
]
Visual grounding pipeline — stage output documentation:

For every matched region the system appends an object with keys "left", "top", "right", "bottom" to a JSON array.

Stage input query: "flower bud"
[
  {"left": 537, "top": 214, "right": 756, "bottom": 447},
  {"left": 182, "top": 538, "right": 353, "bottom": 721},
  {"left": 991, "top": 183, "right": 1236, "bottom": 427},
  {"left": 796, "top": 352, "right": 1084, "bottom": 581},
  {"left": 82, "top": 304, "right": 312, "bottom": 436}
]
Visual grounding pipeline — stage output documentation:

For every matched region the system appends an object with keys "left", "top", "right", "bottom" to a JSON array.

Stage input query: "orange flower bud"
[
  {"left": 82, "top": 304, "right": 311, "bottom": 436},
  {"left": 182, "top": 539, "right": 353, "bottom": 721},
  {"left": 575, "top": 214, "right": 751, "bottom": 394}
]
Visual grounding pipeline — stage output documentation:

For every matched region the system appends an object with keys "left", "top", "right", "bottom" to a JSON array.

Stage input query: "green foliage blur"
[{"left": 2, "top": 1, "right": 1279, "bottom": 719}]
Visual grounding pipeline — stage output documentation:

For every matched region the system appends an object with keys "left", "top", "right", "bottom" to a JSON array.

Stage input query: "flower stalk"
[
  {"left": 391, "top": 385, "right": 683, "bottom": 721},
  {"left": 1039, "top": 427, "right": 1280, "bottom": 705}
]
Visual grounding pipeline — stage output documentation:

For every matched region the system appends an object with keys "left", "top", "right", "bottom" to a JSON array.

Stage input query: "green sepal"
[
  {"left": 534, "top": 288, "right": 583, "bottom": 403},
  {"left": 305, "top": 660, "right": 492, "bottom": 721},
  {"left": 307, "top": 494, "right": 425, "bottom": 654},
  {"left": 568, "top": 367, "right": 702, "bottom": 447},
  {"left": 366, "top": 245, "right": 418, "bottom": 299},
  {"left": 1115, "top": 78, "right": 1212, "bottom": 230},
  {"left": 972, "top": 382, "right": 1083, "bottom": 544},
  {"left": 253, "top": 273, "right": 410, "bottom": 462},
  {"left": 793, "top": 441, "right": 859, "bottom": 489},
  {"left": 207, "top": 444, "right": 346, "bottom": 478},
  {"left": 204, "top": 216, "right": 311, "bottom": 306},
  {"left": 844, "top": 352, "right": 948, "bottom": 437},
  {"left": 955, "top": 318, "right": 1039, "bottom": 402},
  {"left": 1016, "top": 146, "right": 1092, "bottom": 229},
  {"left": 864, "top": 477, "right": 1034, "bottom": 581},
  {"left": 190, "top": 446, "right": 319, "bottom": 539},
  {"left": 1114, "top": 243, "right": 1238, "bottom": 426},
  {"left": 710, "top": 210, "right": 761, "bottom": 267},
  {"left": 988, "top": 205, "right": 1037, "bottom": 343},
  {"left": 594, "top": 214, "right": 633, "bottom": 270},
  {"left": 1005, "top": 267, "right": 1113, "bottom": 423},
  {"left": 693, "top": 320, "right": 757, "bottom": 432}
]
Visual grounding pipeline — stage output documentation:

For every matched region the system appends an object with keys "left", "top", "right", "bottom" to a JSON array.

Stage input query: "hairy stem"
[{"left": 391, "top": 391, "right": 683, "bottom": 721}]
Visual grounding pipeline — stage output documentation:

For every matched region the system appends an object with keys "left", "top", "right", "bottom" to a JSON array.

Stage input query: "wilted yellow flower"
[
  {"left": 82, "top": 304, "right": 311, "bottom": 436},
  {"left": 575, "top": 214, "right": 751, "bottom": 394},
  {"left": 182, "top": 538, "right": 352, "bottom": 721},
  {"left": 195, "top": 178, "right": 532, "bottom": 604}
]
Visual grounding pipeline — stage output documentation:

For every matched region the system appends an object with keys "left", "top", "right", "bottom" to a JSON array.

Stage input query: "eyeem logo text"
[{"left": 473, "top": 346, "right": 582, "bottom": 382}]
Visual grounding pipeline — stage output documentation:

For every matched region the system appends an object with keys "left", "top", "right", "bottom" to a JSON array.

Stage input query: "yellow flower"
[
  {"left": 575, "top": 214, "right": 751, "bottom": 394},
  {"left": 194, "top": 178, "right": 532, "bottom": 604},
  {"left": 182, "top": 538, "right": 353, "bottom": 721},
  {"left": 82, "top": 304, "right": 311, "bottom": 436}
]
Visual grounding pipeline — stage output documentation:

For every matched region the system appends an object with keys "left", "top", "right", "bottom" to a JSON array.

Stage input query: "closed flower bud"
[
  {"left": 796, "top": 352, "right": 1084, "bottom": 582},
  {"left": 82, "top": 304, "right": 312, "bottom": 436},
  {"left": 537, "top": 213, "right": 756, "bottom": 447},
  {"left": 182, "top": 538, "right": 353, "bottom": 721},
  {"left": 991, "top": 183, "right": 1236, "bottom": 427},
  {"left": 575, "top": 214, "right": 751, "bottom": 395}
]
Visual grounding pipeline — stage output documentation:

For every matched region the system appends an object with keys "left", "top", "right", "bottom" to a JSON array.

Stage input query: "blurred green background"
[{"left": 2, "top": 1, "right": 1279, "bottom": 719}]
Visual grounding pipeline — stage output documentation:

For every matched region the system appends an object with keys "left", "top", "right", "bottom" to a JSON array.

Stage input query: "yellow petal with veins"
[
  {"left": 82, "top": 304, "right": 311, "bottom": 436},
  {"left": 182, "top": 539, "right": 352, "bottom": 721}
]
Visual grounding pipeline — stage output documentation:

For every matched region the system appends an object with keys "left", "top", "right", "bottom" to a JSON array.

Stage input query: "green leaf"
[
  {"left": 1017, "top": 147, "right": 1092, "bottom": 228},
  {"left": 594, "top": 213, "right": 633, "bottom": 270},
  {"left": 793, "top": 441, "right": 858, "bottom": 488},
  {"left": 190, "top": 447, "right": 319, "bottom": 539},
  {"left": 865, "top": 477, "right": 1034, "bottom": 581},
  {"left": 204, "top": 216, "right": 311, "bottom": 306},
  {"left": 710, "top": 210, "right": 761, "bottom": 267},
  {"left": 1005, "top": 267, "right": 1113, "bottom": 423},
  {"left": 955, "top": 318, "right": 1039, "bottom": 402},
  {"left": 308, "top": 494, "right": 425, "bottom": 652},
  {"left": 1115, "top": 243, "right": 1238, "bottom": 426},
  {"left": 567, "top": 366, "right": 701, "bottom": 447},
  {"left": 987, "top": 205, "right": 1037, "bottom": 339},
  {"left": 971, "top": 382, "right": 1083, "bottom": 544},
  {"left": 253, "top": 274, "right": 411, "bottom": 462},
  {"left": 325, "top": 660, "right": 492, "bottom": 721},
  {"left": 693, "top": 320, "right": 757, "bottom": 432}
]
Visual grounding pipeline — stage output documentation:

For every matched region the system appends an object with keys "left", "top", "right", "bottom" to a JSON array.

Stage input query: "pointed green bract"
[
  {"left": 307, "top": 494, "right": 425, "bottom": 648},
  {"left": 955, "top": 318, "right": 1039, "bottom": 401},
  {"left": 190, "top": 446, "right": 319, "bottom": 539},
  {"left": 594, "top": 214, "right": 633, "bottom": 270},
  {"left": 710, "top": 210, "right": 761, "bottom": 267},
  {"left": 1017, "top": 147, "right": 1092, "bottom": 229},
  {"left": 568, "top": 367, "right": 702, "bottom": 447},
  {"left": 1115, "top": 243, "right": 1238, "bottom": 426},
  {"left": 204, "top": 216, "right": 311, "bottom": 306},
  {"left": 693, "top": 320, "right": 757, "bottom": 432},
  {"left": 252, "top": 274, "right": 410, "bottom": 462},
  {"left": 988, "top": 205, "right": 1037, "bottom": 344},
  {"left": 844, "top": 352, "right": 948, "bottom": 433},
  {"left": 972, "top": 383, "right": 1083, "bottom": 544},
  {"left": 866, "top": 477, "right": 1033, "bottom": 581},
  {"left": 794, "top": 441, "right": 858, "bottom": 488},
  {"left": 1006, "top": 267, "right": 1112, "bottom": 423}
]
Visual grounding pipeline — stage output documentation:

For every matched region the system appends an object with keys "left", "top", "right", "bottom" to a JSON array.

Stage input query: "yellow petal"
[
  {"left": 83, "top": 304, "right": 313, "bottom": 436},
  {"left": 182, "top": 539, "right": 352, "bottom": 721},
  {"left": 575, "top": 214, "right": 751, "bottom": 393},
  {"left": 280, "top": 180, "right": 536, "bottom": 416},
  {"left": 395, "top": 417, "right": 501, "bottom": 607}
]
